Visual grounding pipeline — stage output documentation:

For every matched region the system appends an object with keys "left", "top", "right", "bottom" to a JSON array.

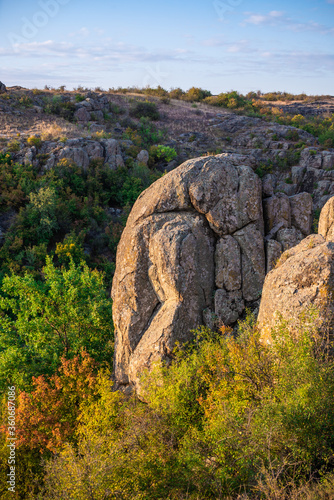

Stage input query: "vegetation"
[
  {"left": 0, "top": 151, "right": 162, "bottom": 281},
  {"left": 0, "top": 85, "right": 334, "bottom": 498},
  {"left": 2, "top": 310, "right": 334, "bottom": 498}
]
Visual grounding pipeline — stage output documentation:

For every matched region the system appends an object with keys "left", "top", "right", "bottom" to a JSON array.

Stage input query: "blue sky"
[{"left": 0, "top": 0, "right": 333, "bottom": 94}]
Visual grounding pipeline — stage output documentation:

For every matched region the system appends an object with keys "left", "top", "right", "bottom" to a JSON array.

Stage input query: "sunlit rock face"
[{"left": 111, "top": 153, "right": 312, "bottom": 394}]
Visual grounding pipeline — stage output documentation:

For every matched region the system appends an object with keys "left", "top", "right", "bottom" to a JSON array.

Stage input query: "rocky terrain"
[{"left": 1, "top": 82, "right": 334, "bottom": 393}]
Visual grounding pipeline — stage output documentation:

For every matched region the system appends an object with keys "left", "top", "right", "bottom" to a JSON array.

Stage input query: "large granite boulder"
[
  {"left": 258, "top": 196, "right": 334, "bottom": 342},
  {"left": 112, "top": 154, "right": 265, "bottom": 392},
  {"left": 112, "top": 153, "right": 314, "bottom": 393}
]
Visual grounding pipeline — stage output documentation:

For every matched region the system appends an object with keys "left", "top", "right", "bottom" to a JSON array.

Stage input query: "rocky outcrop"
[
  {"left": 0, "top": 82, "right": 6, "bottom": 94},
  {"left": 258, "top": 196, "right": 334, "bottom": 342},
  {"left": 318, "top": 196, "right": 334, "bottom": 241},
  {"left": 111, "top": 153, "right": 313, "bottom": 393},
  {"left": 13, "top": 137, "right": 125, "bottom": 171}
]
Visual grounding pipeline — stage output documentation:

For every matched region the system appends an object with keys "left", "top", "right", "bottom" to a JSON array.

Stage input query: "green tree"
[{"left": 0, "top": 257, "right": 113, "bottom": 393}]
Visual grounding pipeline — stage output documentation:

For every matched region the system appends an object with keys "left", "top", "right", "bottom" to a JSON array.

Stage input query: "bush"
[
  {"left": 27, "top": 135, "right": 42, "bottom": 148},
  {"left": 130, "top": 100, "right": 160, "bottom": 120},
  {"left": 7, "top": 139, "right": 20, "bottom": 152},
  {"left": 40, "top": 310, "right": 334, "bottom": 499},
  {"left": 182, "top": 86, "right": 212, "bottom": 102},
  {"left": 149, "top": 144, "right": 177, "bottom": 165},
  {"left": 0, "top": 256, "right": 114, "bottom": 393}
]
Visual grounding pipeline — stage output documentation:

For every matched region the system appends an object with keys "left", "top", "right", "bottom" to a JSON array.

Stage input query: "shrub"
[
  {"left": 149, "top": 144, "right": 177, "bottom": 164},
  {"left": 41, "top": 310, "right": 334, "bottom": 499},
  {"left": 27, "top": 135, "right": 42, "bottom": 148},
  {"left": 182, "top": 87, "right": 212, "bottom": 102},
  {"left": 0, "top": 256, "right": 114, "bottom": 392},
  {"left": 75, "top": 93, "right": 85, "bottom": 103},
  {"left": 18, "top": 96, "right": 33, "bottom": 107},
  {"left": 169, "top": 87, "right": 185, "bottom": 100},
  {"left": 130, "top": 100, "right": 160, "bottom": 120},
  {"left": 7, "top": 139, "right": 20, "bottom": 152}
]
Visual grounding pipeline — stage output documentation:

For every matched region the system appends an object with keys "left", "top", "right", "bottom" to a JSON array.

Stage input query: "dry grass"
[{"left": 0, "top": 111, "right": 81, "bottom": 140}]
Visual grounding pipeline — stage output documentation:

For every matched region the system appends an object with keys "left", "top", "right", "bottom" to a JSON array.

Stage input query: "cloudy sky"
[{"left": 0, "top": 0, "right": 333, "bottom": 94}]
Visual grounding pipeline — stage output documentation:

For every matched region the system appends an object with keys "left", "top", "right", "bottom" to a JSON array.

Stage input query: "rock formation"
[
  {"left": 112, "top": 153, "right": 313, "bottom": 393},
  {"left": 0, "top": 82, "right": 6, "bottom": 94},
  {"left": 258, "top": 196, "right": 334, "bottom": 343}
]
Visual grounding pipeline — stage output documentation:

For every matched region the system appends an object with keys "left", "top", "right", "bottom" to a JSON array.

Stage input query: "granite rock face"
[
  {"left": 318, "top": 196, "right": 334, "bottom": 242},
  {"left": 258, "top": 197, "right": 334, "bottom": 342},
  {"left": 112, "top": 153, "right": 313, "bottom": 393}
]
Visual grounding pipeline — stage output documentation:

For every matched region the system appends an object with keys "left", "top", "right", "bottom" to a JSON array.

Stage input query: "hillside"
[{"left": 1, "top": 83, "right": 334, "bottom": 499}]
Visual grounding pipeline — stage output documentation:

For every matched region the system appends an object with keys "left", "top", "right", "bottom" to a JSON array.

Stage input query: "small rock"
[
  {"left": 262, "top": 174, "right": 275, "bottom": 197},
  {"left": 214, "top": 289, "right": 244, "bottom": 326},
  {"left": 136, "top": 150, "right": 149, "bottom": 165},
  {"left": 266, "top": 240, "right": 282, "bottom": 273},
  {"left": 289, "top": 192, "right": 313, "bottom": 236}
]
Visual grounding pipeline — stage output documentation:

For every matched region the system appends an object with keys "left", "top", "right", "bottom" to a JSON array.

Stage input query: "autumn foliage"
[{"left": 15, "top": 351, "right": 98, "bottom": 453}]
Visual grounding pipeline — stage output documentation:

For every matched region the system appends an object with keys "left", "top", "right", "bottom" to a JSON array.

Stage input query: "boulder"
[
  {"left": 265, "top": 239, "right": 282, "bottom": 273},
  {"left": 103, "top": 138, "right": 124, "bottom": 169},
  {"left": 74, "top": 107, "right": 91, "bottom": 122},
  {"left": 263, "top": 193, "right": 291, "bottom": 234},
  {"left": 233, "top": 223, "right": 265, "bottom": 302},
  {"left": 289, "top": 192, "right": 313, "bottom": 235},
  {"left": 112, "top": 154, "right": 264, "bottom": 393},
  {"left": 0, "top": 82, "right": 6, "bottom": 93},
  {"left": 215, "top": 236, "right": 241, "bottom": 291},
  {"left": 112, "top": 153, "right": 314, "bottom": 394},
  {"left": 318, "top": 196, "right": 334, "bottom": 241},
  {"left": 137, "top": 150, "right": 149, "bottom": 165},
  {"left": 276, "top": 227, "right": 303, "bottom": 252},
  {"left": 59, "top": 147, "right": 90, "bottom": 170},
  {"left": 258, "top": 234, "right": 334, "bottom": 343}
]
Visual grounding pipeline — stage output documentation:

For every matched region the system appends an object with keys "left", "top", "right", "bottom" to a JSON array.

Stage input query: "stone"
[
  {"left": 300, "top": 148, "right": 322, "bottom": 169},
  {"left": 266, "top": 239, "right": 282, "bottom": 273},
  {"left": 215, "top": 236, "right": 241, "bottom": 291},
  {"left": 84, "top": 141, "right": 104, "bottom": 160},
  {"left": 275, "top": 182, "right": 296, "bottom": 197},
  {"left": 318, "top": 196, "right": 334, "bottom": 241},
  {"left": 113, "top": 212, "right": 215, "bottom": 391},
  {"left": 112, "top": 154, "right": 265, "bottom": 394},
  {"left": 188, "top": 156, "right": 262, "bottom": 235},
  {"left": 214, "top": 289, "right": 244, "bottom": 325},
  {"left": 59, "top": 147, "right": 90, "bottom": 170},
  {"left": 258, "top": 234, "right": 334, "bottom": 343},
  {"left": 262, "top": 174, "right": 275, "bottom": 197},
  {"left": 234, "top": 223, "right": 266, "bottom": 302},
  {"left": 74, "top": 107, "right": 91, "bottom": 122},
  {"left": 203, "top": 308, "right": 217, "bottom": 330},
  {"left": 103, "top": 139, "right": 124, "bottom": 170},
  {"left": 291, "top": 166, "right": 305, "bottom": 185},
  {"left": 137, "top": 150, "right": 149, "bottom": 165},
  {"left": 322, "top": 152, "right": 334, "bottom": 171},
  {"left": 289, "top": 192, "right": 313, "bottom": 235},
  {"left": 263, "top": 193, "right": 291, "bottom": 235},
  {"left": 90, "top": 110, "right": 104, "bottom": 122},
  {"left": 276, "top": 227, "right": 303, "bottom": 252},
  {"left": 0, "top": 81, "right": 6, "bottom": 93}
]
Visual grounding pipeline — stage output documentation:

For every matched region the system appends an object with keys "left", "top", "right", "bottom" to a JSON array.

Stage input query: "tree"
[{"left": 0, "top": 257, "right": 113, "bottom": 393}]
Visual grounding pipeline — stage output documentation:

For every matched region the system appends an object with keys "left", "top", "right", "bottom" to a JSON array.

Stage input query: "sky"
[{"left": 0, "top": 0, "right": 333, "bottom": 94}]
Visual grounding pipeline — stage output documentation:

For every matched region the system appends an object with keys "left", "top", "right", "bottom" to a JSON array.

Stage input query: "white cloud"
[
  {"left": 243, "top": 10, "right": 334, "bottom": 34},
  {"left": 0, "top": 39, "right": 196, "bottom": 64},
  {"left": 226, "top": 40, "right": 251, "bottom": 53},
  {"left": 202, "top": 36, "right": 226, "bottom": 47},
  {"left": 69, "top": 27, "right": 90, "bottom": 38},
  {"left": 243, "top": 11, "right": 284, "bottom": 25}
]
